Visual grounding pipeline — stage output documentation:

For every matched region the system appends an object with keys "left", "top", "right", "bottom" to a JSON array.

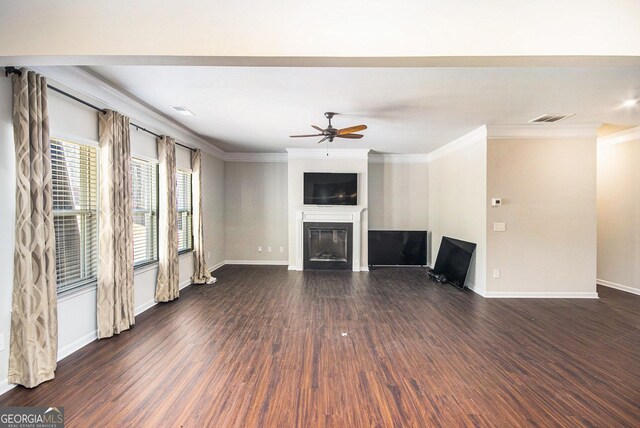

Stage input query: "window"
[
  {"left": 51, "top": 139, "right": 98, "bottom": 293},
  {"left": 176, "top": 169, "right": 193, "bottom": 252},
  {"left": 131, "top": 158, "right": 158, "bottom": 266}
]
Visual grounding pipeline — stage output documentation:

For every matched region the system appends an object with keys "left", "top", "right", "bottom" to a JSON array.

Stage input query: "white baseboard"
[
  {"left": 58, "top": 330, "right": 98, "bottom": 361},
  {"left": 482, "top": 291, "right": 599, "bottom": 299},
  {"left": 210, "top": 260, "right": 225, "bottom": 272},
  {"left": 225, "top": 260, "right": 289, "bottom": 266},
  {"left": 134, "top": 278, "right": 192, "bottom": 317},
  {"left": 179, "top": 278, "right": 191, "bottom": 290},
  {"left": 0, "top": 378, "right": 15, "bottom": 396},
  {"left": 60, "top": 280, "right": 192, "bottom": 362},
  {"left": 134, "top": 298, "right": 157, "bottom": 316},
  {"left": 467, "top": 285, "right": 486, "bottom": 297},
  {"left": 597, "top": 279, "right": 640, "bottom": 296}
]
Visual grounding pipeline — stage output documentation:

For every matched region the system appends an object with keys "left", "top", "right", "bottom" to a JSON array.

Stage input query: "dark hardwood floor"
[{"left": 1, "top": 266, "right": 639, "bottom": 427}]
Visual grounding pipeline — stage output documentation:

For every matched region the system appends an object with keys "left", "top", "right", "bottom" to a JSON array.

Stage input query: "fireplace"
[
  {"left": 293, "top": 205, "right": 365, "bottom": 271},
  {"left": 303, "top": 222, "right": 353, "bottom": 270}
]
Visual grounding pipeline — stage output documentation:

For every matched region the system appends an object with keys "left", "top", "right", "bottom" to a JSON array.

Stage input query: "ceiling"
[
  {"left": 3, "top": 1, "right": 640, "bottom": 60},
  {"left": 88, "top": 65, "right": 640, "bottom": 154}
]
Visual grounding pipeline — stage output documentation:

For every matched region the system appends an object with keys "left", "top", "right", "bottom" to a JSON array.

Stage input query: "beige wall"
[
  {"left": 224, "top": 162, "right": 288, "bottom": 262},
  {"left": 597, "top": 134, "right": 640, "bottom": 294},
  {"left": 428, "top": 132, "right": 487, "bottom": 293},
  {"left": 486, "top": 137, "right": 597, "bottom": 296},
  {"left": 0, "top": 72, "right": 14, "bottom": 390},
  {"left": 287, "top": 155, "right": 369, "bottom": 268},
  {"left": 368, "top": 162, "right": 429, "bottom": 230},
  {"left": 202, "top": 153, "right": 226, "bottom": 267}
]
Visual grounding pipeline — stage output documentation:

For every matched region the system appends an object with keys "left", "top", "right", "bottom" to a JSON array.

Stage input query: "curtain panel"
[
  {"left": 8, "top": 69, "right": 58, "bottom": 388},
  {"left": 155, "top": 136, "right": 180, "bottom": 302},
  {"left": 97, "top": 110, "right": 135, "bottom": 339},
  {"left": 190, "top": 149, "right": 213, "bottom": 284}
]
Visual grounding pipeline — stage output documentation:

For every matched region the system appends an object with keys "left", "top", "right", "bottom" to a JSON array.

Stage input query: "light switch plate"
[
  {"left": 493, "top": 222, "right": 507, "bottom": 232},
  {"left": 0, "top": 333, "right": 4, "bottom": 351}
]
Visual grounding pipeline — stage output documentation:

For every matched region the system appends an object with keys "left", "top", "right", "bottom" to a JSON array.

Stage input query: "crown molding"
[
  {"left": 597, "top": 125, "right": 640, "bottom": 148},
  {"left": 224, "top": 152, "right": 288, "bottom": 162},
  {"left": 486, "top": 123, "right": 600, "bottom": 140},
  {"left": 30, "top": 66, "right": 226, "bottom": 160},
  {"left": 286, "top": 148, "right": 370, "bottom": 160},
  {"left": 429, "top": 126, "right": 487, "bottom": 162},
  {"left": 368, "top": 153, "right": 430, "bottom": 164}
]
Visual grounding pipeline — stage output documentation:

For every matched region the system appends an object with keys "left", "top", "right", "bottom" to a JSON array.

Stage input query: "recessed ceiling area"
[{"left": 87, "top": 65, "right": 640, "bottom": 153}]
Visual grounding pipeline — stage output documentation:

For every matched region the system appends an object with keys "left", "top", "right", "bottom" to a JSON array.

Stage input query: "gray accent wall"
[
  {"left": 368, "top": 162, "right": 429, "bottom": 231},
  {"left": 224, "top": 162, "right": 288, "bottom": 262}
]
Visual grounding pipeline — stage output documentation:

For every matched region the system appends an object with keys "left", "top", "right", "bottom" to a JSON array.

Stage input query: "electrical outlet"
[
  {"left": 280, "top": 247, "right": 284, "bottom": 253},
  {"left": 268, "top": 246, "right": 272, "bottom": 252},
  {"left": 258, "top": 246, "right": 262, "bottom": 252},
  {"left": 207, "top": 251, "right": 211, "bottom": 259},
  {"left": 0, "top": 332, "right": 4, "bottom": 351},
  {"left": 493, "top": 269, "right": 500, "bottom": 278}
]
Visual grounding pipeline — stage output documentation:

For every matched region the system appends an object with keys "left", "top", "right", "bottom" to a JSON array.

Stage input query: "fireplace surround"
[{"left": 292, "top": 205, "right": 365, "bottom": 271}]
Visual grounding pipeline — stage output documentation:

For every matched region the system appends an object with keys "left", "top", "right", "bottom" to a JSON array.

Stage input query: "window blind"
[
  {"left": 132, "top": 158, "right": 158, "bottom": 266},
  {"left": 51, "top": 139, "right": 98, "bottom": 293},
  {"left": 176, "top": 169, "right": 193, "bottom": 252}
]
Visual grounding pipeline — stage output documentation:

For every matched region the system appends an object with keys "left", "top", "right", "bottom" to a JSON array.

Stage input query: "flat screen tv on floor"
[
  {"left": 431, "top": 236, "right": 476, "bottom": 289},
  {"left": 304, "top": 172, "right": 357, "bottom": 205},
  {"left": 369, "top": 231, "right": 427, "bottom": 266}
]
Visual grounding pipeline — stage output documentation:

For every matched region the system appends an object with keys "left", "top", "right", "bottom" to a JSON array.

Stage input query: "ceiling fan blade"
[
  {"left": 290, "top": 134, "right": 324, "bottom": 138},
  {"left": 311, "top": 125, "right": 325, "bottom": 133},
  {"left": 337, "top": 125, "right": 367, "bottom": 135},
  {"left": 336, "top": 133, "right": 363, "bottom": 139},
  {"left": 316, "top": 136, "right": 329, "bottom": 144}
]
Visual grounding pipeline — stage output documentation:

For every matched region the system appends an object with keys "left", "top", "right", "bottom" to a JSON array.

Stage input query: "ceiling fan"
[{"left": 290, "top": 112, "right": 367, "bottom": 144}]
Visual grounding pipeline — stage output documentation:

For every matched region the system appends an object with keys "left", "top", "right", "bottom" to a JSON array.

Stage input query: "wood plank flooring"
[{"left": 1, "top": 266, "right": 639, "bottom": 427}]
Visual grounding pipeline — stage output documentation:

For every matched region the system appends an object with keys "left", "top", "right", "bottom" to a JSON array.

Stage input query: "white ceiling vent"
[
  {"left": 528, "top": 113, "right": 574, "bottom": 123},
  {"left": 172, "top": 106, "right": 194, "bottom": 116}
]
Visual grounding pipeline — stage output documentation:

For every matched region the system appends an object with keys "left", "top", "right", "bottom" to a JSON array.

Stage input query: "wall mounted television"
[
  {"left": 430, "top": 236, "right": 477, "bottom": 289},
  {"left": 304, "top": 172, "right": 357, "bottom": 206}
]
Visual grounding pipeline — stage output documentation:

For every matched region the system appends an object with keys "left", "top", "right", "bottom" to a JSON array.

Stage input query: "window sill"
[
  {"left": 134, "top": 261, "right": 159, "bottom": 274},
  {"left": 58, "top": 281, "right": 97, "bottom": 302},
  {"left": 179, "top": 249, "right": 193, "bottom": 257}
]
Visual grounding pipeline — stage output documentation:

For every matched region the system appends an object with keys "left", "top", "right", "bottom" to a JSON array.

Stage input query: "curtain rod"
[{"left": 5, "top": 67, "right": 196, "bottom": 152}]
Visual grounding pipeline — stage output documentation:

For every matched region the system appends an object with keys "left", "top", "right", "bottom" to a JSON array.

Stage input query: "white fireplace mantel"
[{"left": 291, "top": 205, "right": 366, "bottom": 272}]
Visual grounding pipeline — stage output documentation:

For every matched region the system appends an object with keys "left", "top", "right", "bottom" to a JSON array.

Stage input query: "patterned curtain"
[
  {"left": 155, "top": 136, "right": 180, "bottom": 302},
  {"left": 190, "top": 149, "right": 214, "bottom": 284},
  {"left": 8, "top": 69, "right": 58, "bottom": 388},
  {"left": 97, "top": 110, "right": 135, "bottom": 339}
]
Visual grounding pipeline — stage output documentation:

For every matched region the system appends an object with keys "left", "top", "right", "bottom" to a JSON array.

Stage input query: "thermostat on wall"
[{"left": 491, "top": 198, "right": 502, "bottom": 207}]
